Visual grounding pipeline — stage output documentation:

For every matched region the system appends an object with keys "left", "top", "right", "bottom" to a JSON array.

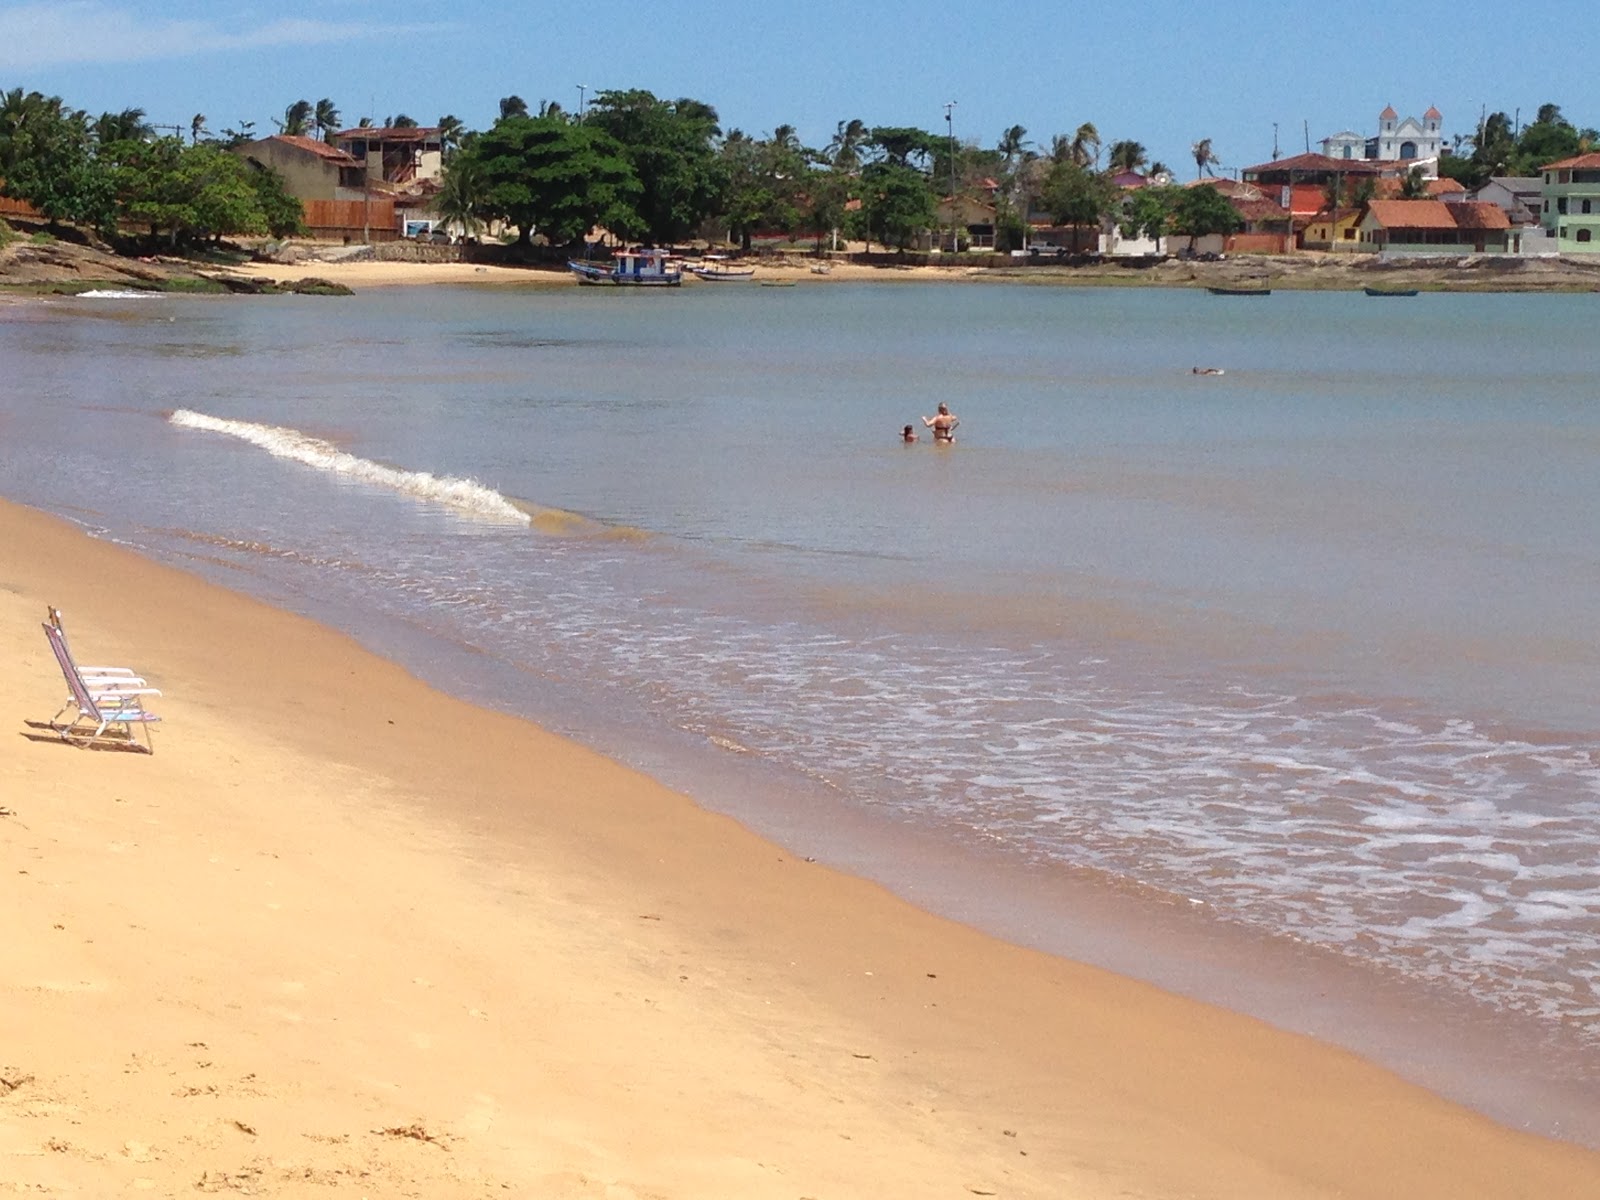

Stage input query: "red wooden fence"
[{"left": 300, "top": 198, "right": 397, "bottom": 242}]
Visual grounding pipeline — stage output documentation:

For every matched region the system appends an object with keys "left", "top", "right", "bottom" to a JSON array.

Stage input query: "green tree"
[
  {"left": 314, "top": 98, "right": 340, "bottom": 142},
  {"left": 433, "top": 152, "right": 486, "bottom": 239},
  {"left": 108, "top": 137, "right": 269, "bottom": 246},
  {"left": 470, "top": 113, "right": 640, "bottom": 248},
  {"left": 437, "top": 114, "right": 466, "bottom": 159},
  {"left": 718, "top": 126, "right": 810, "bottom": 250},
  {"left": 584, "top": 89, "right": 724, "bottom": 242},
  {"left": 1, "top": 96, "right": 115, "bottom": 231},
  {"left": 1399, "top": 165, "right": 1430, "bottom": 199},
  {"left": 855, "top": 159, "right": 935, "bottom": 251},
  {"left": 1118, "top": 185, "right": 1178, "bottom": 245},
  {"left": 245, "top": 163, "right": 304, "bottom": 238},
  {"left": 826, "top": 118, "right": 868, "bottom": 171},
  {"left": 1106, "top": 139, "right": 1148, "bottom": 173},
  {"left": 1069, "top": 122, "right": 1100, "bottom": 167},
  {"left": 866, "top": 126, "right": 939, "bottom": 170},
  {"left": 1040, "top": 160, "right": 1114, "bottom": 234},
  {"left": 92, "top": 107, "right": 151, "bottom": 145},
  {"left": 281, "top": 100, "right": 313, "bottom": 137},
  {"left": 498, "top": 96, "right": 528, "bottom": 120},
  {"left": 1170, "top": 183, "right": 1243, "bottom": 241}
]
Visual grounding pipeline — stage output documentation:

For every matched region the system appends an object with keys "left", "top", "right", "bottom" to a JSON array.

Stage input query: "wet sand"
[{"left": 4, "top": 494, "right": 1599, "bottom": 1197}]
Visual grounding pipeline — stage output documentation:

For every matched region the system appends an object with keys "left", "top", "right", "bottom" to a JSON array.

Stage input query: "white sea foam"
[
  {"left": 169, "top": 409, "right": 530, "bottom": 526},
  {"left": 76, "top": 288, "right": 159, "bottom": 299}
]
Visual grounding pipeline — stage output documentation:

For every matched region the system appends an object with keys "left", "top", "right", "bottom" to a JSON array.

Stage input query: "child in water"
[{"left": 902, "top": 424, "right": 918, "bottom": 443}]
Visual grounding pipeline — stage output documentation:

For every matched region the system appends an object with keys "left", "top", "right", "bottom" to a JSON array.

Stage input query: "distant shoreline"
[{"left": 5, "top": 231, "right": 1600, "bottom": 294}]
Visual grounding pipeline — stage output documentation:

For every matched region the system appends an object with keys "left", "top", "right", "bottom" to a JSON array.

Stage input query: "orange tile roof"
[
  {"left": 1449, "top": 201, "right": 1511, "bottom": 231},
  {"left": 1364, "top": 199, "right": 1458, "bottom": 230},
  {"left": 267, "top": 135, "right": 361, "bottom": 165},
  {"left": 1373, "top": 176, "right": 1468, "bottom": 199},
  {"left": 1540, "top": 152, "right": 1600, "bottom": 171},
  {"left": 1243, "top": 151, "right": 1386, "bottom": 175}
]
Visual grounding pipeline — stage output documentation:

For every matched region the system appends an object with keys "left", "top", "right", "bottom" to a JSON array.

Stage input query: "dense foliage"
[
  {"left": 1, "top": 85, "right": 302, "bottom": 246},
  {"left": 4, "top": 81, "right": 1595, "bottom": 256},
  {"left": 1438, "top": 104, "right": 1599, "bottom": 189}
]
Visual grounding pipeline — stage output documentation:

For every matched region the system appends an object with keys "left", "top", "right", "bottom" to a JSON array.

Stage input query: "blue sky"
[{"left": 3, "top": 0, "right": 1595, "bottom": 175}]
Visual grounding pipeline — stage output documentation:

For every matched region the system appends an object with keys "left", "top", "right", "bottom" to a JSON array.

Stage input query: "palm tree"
[
  {"left": 434, "top": 154, "right": 485, "bottom": 241},
  {"left": 772, "top": 123, "right": 800, "bottom": 152},
  {"left": 357, "top": 116, "right": 374, "bottom": 129},
  {"left": 190, "top": 113, "right": 207, "bottom": 144},
  {"left": 92, "top": 107, "right": 151, "bottom": 145},
  {"left": 314, "top": 98, "right": 340, "bottom": 142},
  {"left": 998, "top": 124, "right": 1029, "bottom": 167},
  {"left": 437, "top": 114, "right": 465, "bottom": 158},
  {"left": 280, "top": 99, "right": 312, "bottom": 137},
  {"left": 386, "top": 114, "right": 418, "bottom": 129},
  {"left": 1070, "top": 122, "right": 1100, "bottom": 168},
  {"left": 1107, "top": 139, "right": 1147, "bottom": 172},
  {"left": 1399, "top": 166, "right": 1430, "bottom": 199},
  {"left": 827, "top": 118, "right": 867, "bottom": 171},
  {"left": 499, "top": 95, "right": 528, "bottom": 120},
  {"left": 1191, "top": 137, "right": 1219, "bottom": 180}
]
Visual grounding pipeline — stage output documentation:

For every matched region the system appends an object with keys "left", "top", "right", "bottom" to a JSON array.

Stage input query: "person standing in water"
[
  {"left": 922, "top": 403, "right": 959, "bottom": 443},
  {"left": 902, "top": 424, "right": 918, "bottom": 443}
]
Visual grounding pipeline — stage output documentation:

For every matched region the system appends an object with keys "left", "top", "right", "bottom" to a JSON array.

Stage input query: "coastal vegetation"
[
  {"left": 1, "top": 86, "right": 303, "bottom": 249},
  {"left": 2, "top": 80, "right": 1595, "bottom": 263}
]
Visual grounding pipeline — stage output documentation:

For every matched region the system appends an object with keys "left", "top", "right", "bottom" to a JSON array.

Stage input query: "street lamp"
[
  {"left": 944, "top": 100, "right": 957, "bottom": 252},
  {"left": 577, "top": 84, "right": 587, "bottom": 119}
]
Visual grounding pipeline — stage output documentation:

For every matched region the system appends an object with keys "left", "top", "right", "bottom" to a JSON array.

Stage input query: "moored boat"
[
  {"left": 687, "top": 254, "right": 756, "bottom": 281},
  {"left": 1363, "top": 286, "right": 1420, "bottom": 297},
  {"left": 1206, "top": 285, "right": 1271, "bottom": 296},
  {"left": 568, "top": 248, "right": 682, "bottom": 286}
]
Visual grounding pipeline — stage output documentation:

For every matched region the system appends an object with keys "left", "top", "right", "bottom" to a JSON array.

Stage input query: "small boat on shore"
[
  {"left": 568, "top": 248, "right": 682, "bottom": 287},
  {"left": 687, "top": 254, "right": 756, "bottom": 281},
  {"left": 1363, "top": 286, "right": 1419, "bottom": 297},
  {"left": 1206, "top": 285, "right": 1271, "bottom": 296}
]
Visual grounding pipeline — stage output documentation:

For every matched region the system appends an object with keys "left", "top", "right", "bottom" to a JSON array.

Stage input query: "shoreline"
[
  {"left": 8, "top": 227, "right": 1600, "bottom": 294},
  {"left": 6, "top": 495, "right": 1600, "bottom": 1195}
]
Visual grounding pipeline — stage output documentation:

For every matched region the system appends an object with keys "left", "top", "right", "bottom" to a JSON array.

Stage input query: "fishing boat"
[
  {"left": 687, "top": 254, "right": 756, "bottom": 281},
  {"left": 568, "top": 248, "right": 682, "bottom": 287},
  {"left": 1363, "top": 286, "right": 1419, "bottom": 297},
  {"left": 1206, "top": 284, "right": 1271, "bottom": 296}
]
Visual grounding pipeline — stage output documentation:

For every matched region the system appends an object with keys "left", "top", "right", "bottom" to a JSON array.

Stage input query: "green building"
[{"left": 1539, "top": 152, "right": 1600, "bottom": 251}]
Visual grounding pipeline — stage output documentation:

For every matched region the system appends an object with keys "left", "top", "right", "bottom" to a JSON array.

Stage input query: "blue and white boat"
[{"left": 568, "top": 248, "right": 682, "bottom": 287}]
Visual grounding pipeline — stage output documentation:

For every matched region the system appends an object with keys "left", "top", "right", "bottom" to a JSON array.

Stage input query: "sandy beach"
[{"left": 4, "top": 495, "right": 1599, "bottom": 1198}]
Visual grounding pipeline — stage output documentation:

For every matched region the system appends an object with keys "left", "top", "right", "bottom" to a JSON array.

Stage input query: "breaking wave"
[{"left": 168, "top": 408, "right": 530, "bottom": 525}]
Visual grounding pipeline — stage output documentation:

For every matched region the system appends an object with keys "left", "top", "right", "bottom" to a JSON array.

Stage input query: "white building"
[{"left": 1321, "top": 106, "right": 1443, "bottom": 163}]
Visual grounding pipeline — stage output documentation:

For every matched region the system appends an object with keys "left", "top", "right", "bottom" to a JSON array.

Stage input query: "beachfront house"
[
  {"left": 1538, "top": 152, "right": 1600, "bottom": 252},
  {"left": 234, "top": 135, "right": 366, "bottom": 203},
  {"left": 331, "top": 126, "right": 444, "bottom": 189},
  {"left": 1357, "top": 199, "right": 1514, "bottom": 255},
  {"left": 233, "top": 127, "right": 446, "bottom": 243},
  {"left": 1302, "top": 206, "right": 1364, "bottom": 251}
]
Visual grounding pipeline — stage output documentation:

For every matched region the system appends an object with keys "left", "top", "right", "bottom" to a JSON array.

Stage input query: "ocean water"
[{"left": 3, "top": 281, "right": 1598, "bottom": 1142}]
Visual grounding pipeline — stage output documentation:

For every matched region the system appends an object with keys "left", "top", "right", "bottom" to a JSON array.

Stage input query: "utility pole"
[
  {"left": 944, "top": 100, "right": 957, "bottom": 253},
  {"left": 1272, "top": 122, "right": 1280, "bottom": 160},
  {"left": 577, "top": 84, "right": 587, "bottom": 120}
]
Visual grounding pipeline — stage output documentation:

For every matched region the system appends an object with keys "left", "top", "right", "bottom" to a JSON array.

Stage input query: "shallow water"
[{"left": 3, "top": 281, "right": 1597, "bottom": 1142}]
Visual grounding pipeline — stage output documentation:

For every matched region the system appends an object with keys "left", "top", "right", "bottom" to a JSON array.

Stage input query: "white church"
[{"left": 1321, "top": 105, "right": 1443, "bottom": 164}]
